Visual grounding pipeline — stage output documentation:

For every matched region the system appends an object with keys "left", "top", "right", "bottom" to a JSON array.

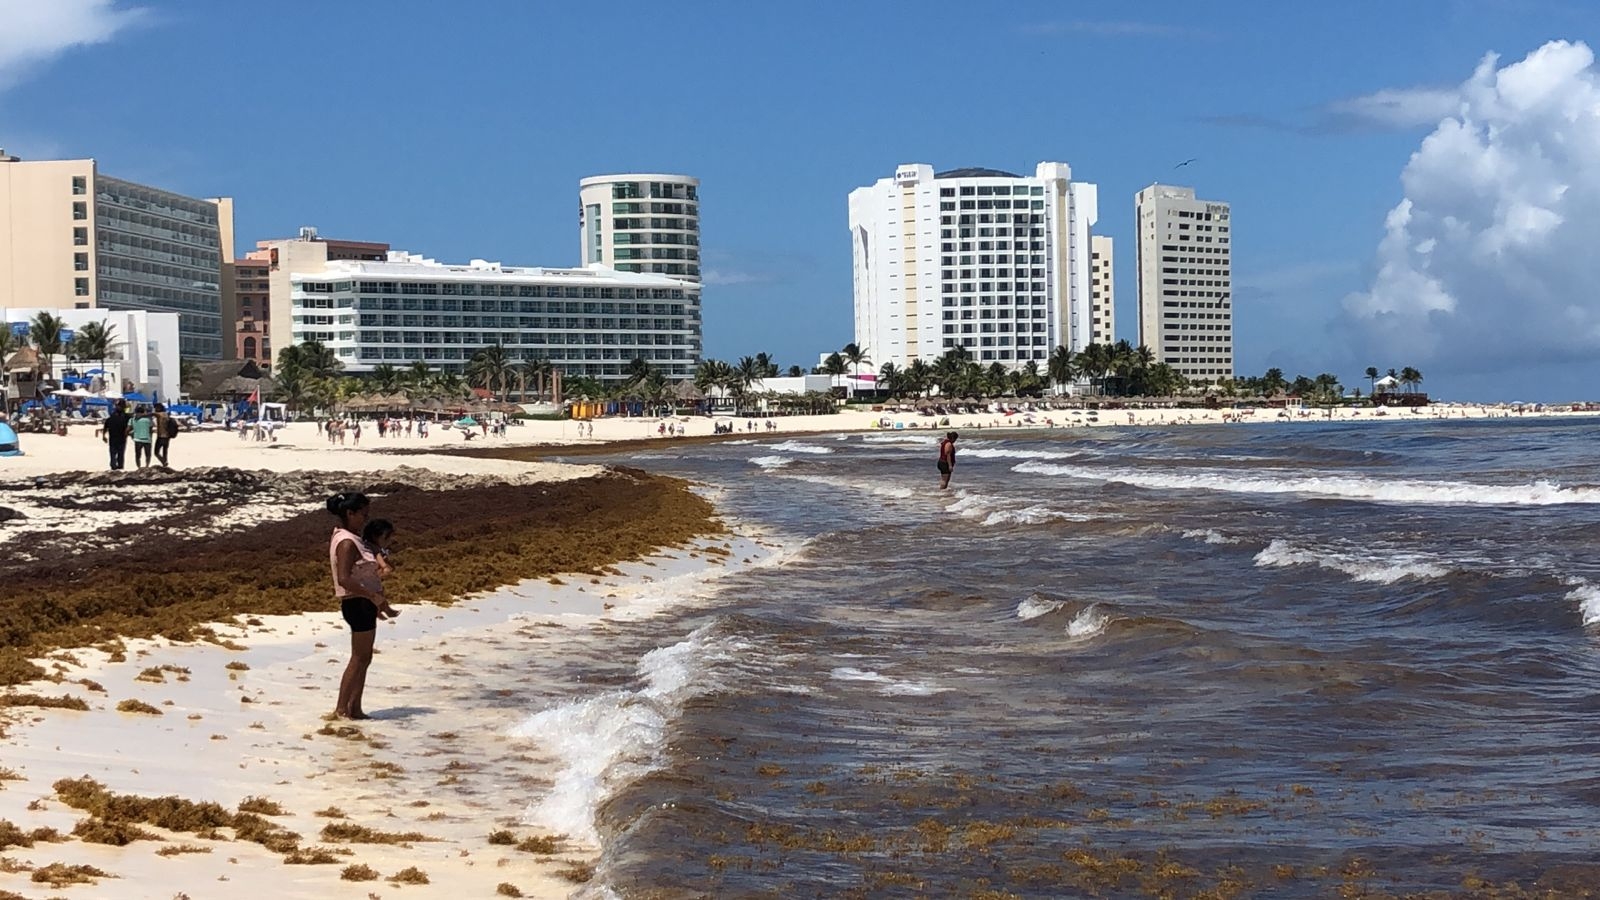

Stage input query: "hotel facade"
[
  {"left": 273, "top": 240, "right": 701, "bottom": 381},
  {"left": 1088, "top": 234, "right": 1115, "bottom": 346},
  {"left": 848, "top": 163, "right": 1098, "bottom": 372},
  {"left": 0, "top": 152, "right": 231, "bottom": 359},
  {"left": 1135, "top": 184, "right": 1233, "bottom": 382},
  {"left": 578, "top": 174, "right": 700, "bottom": 283}
]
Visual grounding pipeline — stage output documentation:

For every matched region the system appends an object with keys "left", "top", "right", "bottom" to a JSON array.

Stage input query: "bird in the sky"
[{"left": 1175, "top": 158, "right": 1198, "bottom": 169}]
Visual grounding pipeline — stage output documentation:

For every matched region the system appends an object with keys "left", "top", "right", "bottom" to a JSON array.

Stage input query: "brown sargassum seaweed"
[{"left": 0, "top": 466, "right": 719, "bottom": 683}]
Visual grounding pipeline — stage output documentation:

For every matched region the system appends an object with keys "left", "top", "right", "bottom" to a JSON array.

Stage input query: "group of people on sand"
[{"left": 99, "top": 399, "right": 179, "bottom": 470}]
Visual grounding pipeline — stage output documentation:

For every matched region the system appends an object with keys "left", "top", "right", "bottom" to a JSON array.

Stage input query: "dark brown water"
[{"left": 513, "top": 418, "right": 1600, "bottom": 897}]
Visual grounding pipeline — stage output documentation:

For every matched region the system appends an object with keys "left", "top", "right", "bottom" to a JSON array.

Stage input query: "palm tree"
[
  {"left": 695, "top": 358, "right": 731, "bottom": 396},
  {"left": 466, "top": 344, "right": 516, "bottom": 399},
  {"left": 369, "top": 363, "right": 401, "bottom": 393},
  {"left": 904, "top": 358, "right": 932, "bottom": 397},
  {"left": 734, "top": 356, "right": 764, "bottom": 393},
  {"left": 753, "top": 352, "right": 779, "bottom": 378},
  {"left": 840, "top": 342, "right": 871, "bottom": 397},
  {"left": 28, "top": 311, "right": 65, "bottom": 384},
  {"left": 1048, "top": 345, "right": 1077, "bottom": 394},
  {"left": 821, "top": 352, "right": 848, "bottom": 392},
  {"left": 0, "top": 326, "right": 24, "bottom": 366},
  {"left": 1364, "top": 366, "right": 1379, "bottom": 397},
  {"left": 878, "top": 361, "right": 902, "bottom": 399},
  {"left": 68, "top": 320, "right": 117, "bottom": 374},
  {"left": 401, "top": 360, "right": 433, "bottom": 396},
  {"left": 1260, "top": 367, "right": 1289, "bottom": 397},
  {"left": 1400, "top": 367, "right": 1423, "bottom": 395},
  {"left": 623, "top": 355, "right": 654, "bottom": 386},
  {"left": 785, "top": 365, "right": 803, "bottom": 378}
]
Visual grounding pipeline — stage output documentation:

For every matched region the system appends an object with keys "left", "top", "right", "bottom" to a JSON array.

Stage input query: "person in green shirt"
[{"left": 130, "top": 406, "right": 154, "bottom": 468}]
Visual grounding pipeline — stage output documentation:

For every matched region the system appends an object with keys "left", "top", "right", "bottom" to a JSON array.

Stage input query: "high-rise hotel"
[
  {"left": 0, "top": 152, "right": 232, "bottom": 358},
  {"left": 848, "top": 163, "right": 1098, "bottom": 371},
  {"left": 578, "top": 174, "right": 700, "bottom": 283},
  {"left": 1135, "top": 184, "right": 1233, "bottom": 382},
  {"left": 1088, "top": 234, "right": 1115, "bottom": 345}
]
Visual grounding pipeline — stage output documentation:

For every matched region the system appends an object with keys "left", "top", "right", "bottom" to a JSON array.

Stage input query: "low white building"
[
  {"left": 752, "top": 374, "right": 834, "bottom": 395},
  {"left": 3, "top": 307, "right": 181, "bottom": 401},
  {"left": 288, "top": 252, "right": 702, "bottom": 382}
]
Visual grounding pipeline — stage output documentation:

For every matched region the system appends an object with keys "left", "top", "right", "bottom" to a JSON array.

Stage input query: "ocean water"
[{"left": 511, "top": 418, "right": 1600, "bottom": 896}]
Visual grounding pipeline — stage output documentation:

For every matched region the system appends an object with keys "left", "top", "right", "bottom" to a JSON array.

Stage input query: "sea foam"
[
  {"left": 1066, "top": 605, "right": 1110, "bottom": 640},
  {"left": 829, "top": 666, "right": 943, "bottom": 696},
  {"left": 1015, "top": 594, "right": 1064, "bottom": 620},
  {"left": 511, "top": 623, "right": 745, "bottom": 845},
  {"left": 1014, "top": 461, "right": 1600, "bottom": 507},
  {"left": 748, "top": 455, "right": 791, "bottom": 470},
  {"left": 1253, "top": 539, "right": 1450, "bottom": 584},
  {"left": 770, "top": 440, "right": 834, "bottom": 455},
  {"left": 1182, "top": 528, "right": 1241, "bottom": 545},
  {"left": 1567, "top": 581, "right": 1600, "bottom": 626}
]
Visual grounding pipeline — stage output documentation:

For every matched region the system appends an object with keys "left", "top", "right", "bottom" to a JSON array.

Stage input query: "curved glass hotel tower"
[
  {"left": 578, "top": 174, "right": 700, "bottom": 284},
  {"left": 848, "top": 163, "right": 1098, "bottom": 372}
]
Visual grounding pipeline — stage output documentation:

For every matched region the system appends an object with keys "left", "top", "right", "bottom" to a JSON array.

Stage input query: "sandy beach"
[
  {"left": 0, "top": 402, "right": 1595, "bottom": 897},
  {"left": 0, "top": 429, "right": 744, "bottom": 899}
]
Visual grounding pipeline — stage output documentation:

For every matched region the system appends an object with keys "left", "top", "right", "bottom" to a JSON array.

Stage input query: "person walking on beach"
[
  {"left": 130, "top": 405, "right": 155, "bottom": 469},
  {"left": 327, "top": 492, "right": 396, "bottom": 720},
  {"left": 937, "top": 431, "right": 958, "bottom": 490},
  {"left": 152, "top": 403, "right": 175, "bottom": 468},
  {"left": 104, "top": 399, "right": 130, "bottom": 470}
]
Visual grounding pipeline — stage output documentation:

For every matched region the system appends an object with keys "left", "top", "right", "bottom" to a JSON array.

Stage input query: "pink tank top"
[{"left": 330, "top": 528, "right": 382, "bottom": 599}]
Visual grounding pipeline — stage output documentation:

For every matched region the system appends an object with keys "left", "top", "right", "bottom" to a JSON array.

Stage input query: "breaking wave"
[
  {"left": 1014, "top": 461, "right": 1600, "bottom": 506},
  {"left": 1253, "top": 539, "right": 1450, "bottom": 584}
]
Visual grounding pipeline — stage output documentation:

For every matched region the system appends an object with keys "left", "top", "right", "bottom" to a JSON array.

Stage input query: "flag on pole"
[{"left": 247, "top": 386, "right": 260, "bottom": 408}]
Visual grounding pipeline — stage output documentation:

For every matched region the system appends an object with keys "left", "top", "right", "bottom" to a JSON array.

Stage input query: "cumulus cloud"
[
  {"left": 1341, "top": 40, "right": 1600, "bottom": 374},
  {"left": 0, "top": 0, "right": 145, "bottom": 90}
]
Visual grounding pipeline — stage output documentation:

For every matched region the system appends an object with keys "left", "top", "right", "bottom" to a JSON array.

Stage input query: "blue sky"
[{"left": 3, "top": 0, "right": 1599, "bottom": 399}]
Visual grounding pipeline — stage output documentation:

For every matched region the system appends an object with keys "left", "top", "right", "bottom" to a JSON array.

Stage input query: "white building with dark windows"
[
  {"left": 848, "top": 162, "right": 1098, "bottom": 372},
  {"left": 1135, "top": 184, "right": 1233, "bottom": 382},
  {"left": 578, "top": 174, "right": 700, "bottom": 283},
  {"left": 287, "top": 253, "right": 700, "bottom": 381}
]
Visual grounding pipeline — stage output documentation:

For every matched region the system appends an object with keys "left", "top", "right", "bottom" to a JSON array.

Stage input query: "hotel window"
[
  {"left": 74, "top": 277, "right": 89, "bottom": 296},
  {"left": 72, "top": 176, "right": 86, "bottom": 195},
  {"left": 74, "top": 227, "right": 88, "bottom": 246},
  {"left": 74, "top": 252, "right": 88, "bottom": 271},
  {"left": 72, "top": 202, "right": 87, "bottom": 220}
]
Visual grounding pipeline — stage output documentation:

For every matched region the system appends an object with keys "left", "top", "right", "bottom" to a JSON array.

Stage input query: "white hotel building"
[
  {"left": 848, "top": 163, "right": 1098, "bottom": 371},
  {"left": 287, "top": 253, "right": 701, "bottom": 381}
]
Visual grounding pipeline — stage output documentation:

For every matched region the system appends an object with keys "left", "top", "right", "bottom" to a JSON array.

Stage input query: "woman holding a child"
[{"left": 326, "top": 492, "right": 399, "bottom": 720}]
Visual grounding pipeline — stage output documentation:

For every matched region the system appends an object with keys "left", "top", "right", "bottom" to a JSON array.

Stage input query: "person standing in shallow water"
[
  {"left": 937, "top": 431, "right": 958, "bottom": 490},
  {"left": 327, "top": 492, "right": 395, "bottom": 719}
]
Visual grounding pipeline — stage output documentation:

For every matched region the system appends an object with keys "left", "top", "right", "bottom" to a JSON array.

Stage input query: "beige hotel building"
[
  {"left": 0, "top": 152, "right": 232, "bottom": 359},
  {"left": 1088, "top": 234, "right": 1115, "bottom": 345},
  {"left": 1135, "top": 183, "right": 1233, "bottom": 382}
]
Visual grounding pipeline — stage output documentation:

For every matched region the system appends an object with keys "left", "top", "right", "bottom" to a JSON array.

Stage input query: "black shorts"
[
  {"left": 341, "top": 597, "right": 378, "bottom": 633},
  {"left": 937, "top": 460, "right": 952, "bottom": 475}
]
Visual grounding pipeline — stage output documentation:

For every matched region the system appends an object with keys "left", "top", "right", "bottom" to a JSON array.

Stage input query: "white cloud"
[
  {"left": 701, "top": 269, "right": 774, "bottom": 286},
  {"left": 1326, "top": 86, "right": 1462, "bottom": 128},
  {"left": 0, "top": 0, "right": 145, "bottom": 90},
  {"left": 1341, "top": 40, "right": 1600, "bottom": 373}
]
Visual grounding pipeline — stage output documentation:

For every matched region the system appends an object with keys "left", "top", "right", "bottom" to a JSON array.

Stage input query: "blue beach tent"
[{"left": 0, "top": 421, "right": 21, "bottom": 457}]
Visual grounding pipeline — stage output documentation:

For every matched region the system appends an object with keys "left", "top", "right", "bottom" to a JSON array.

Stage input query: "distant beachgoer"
[
  {"left": 327, "top": 492, "right": 393, "bottom": 720},
  {"left": 937, "top": 431, "right": 958, "bottom": 490},
  {"left": 352, "top": 421, "right": 362, "bottom": 445},
  {"left": 153, "top": 402, "right": 175, "bottom": 468},
  {"left": 104, "top": 400, "right": 130, "bottom": 470},
  {"left": 131, "top": 406, "right": 154, "bottom": 468},
  {"left": 377, "top": 419, "right": 387, "bottom": 439}
]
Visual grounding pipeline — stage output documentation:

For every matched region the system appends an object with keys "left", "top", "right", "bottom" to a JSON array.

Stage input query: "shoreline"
[{"left": 0, "top": 458, "right": 733, "bottom": 898}]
